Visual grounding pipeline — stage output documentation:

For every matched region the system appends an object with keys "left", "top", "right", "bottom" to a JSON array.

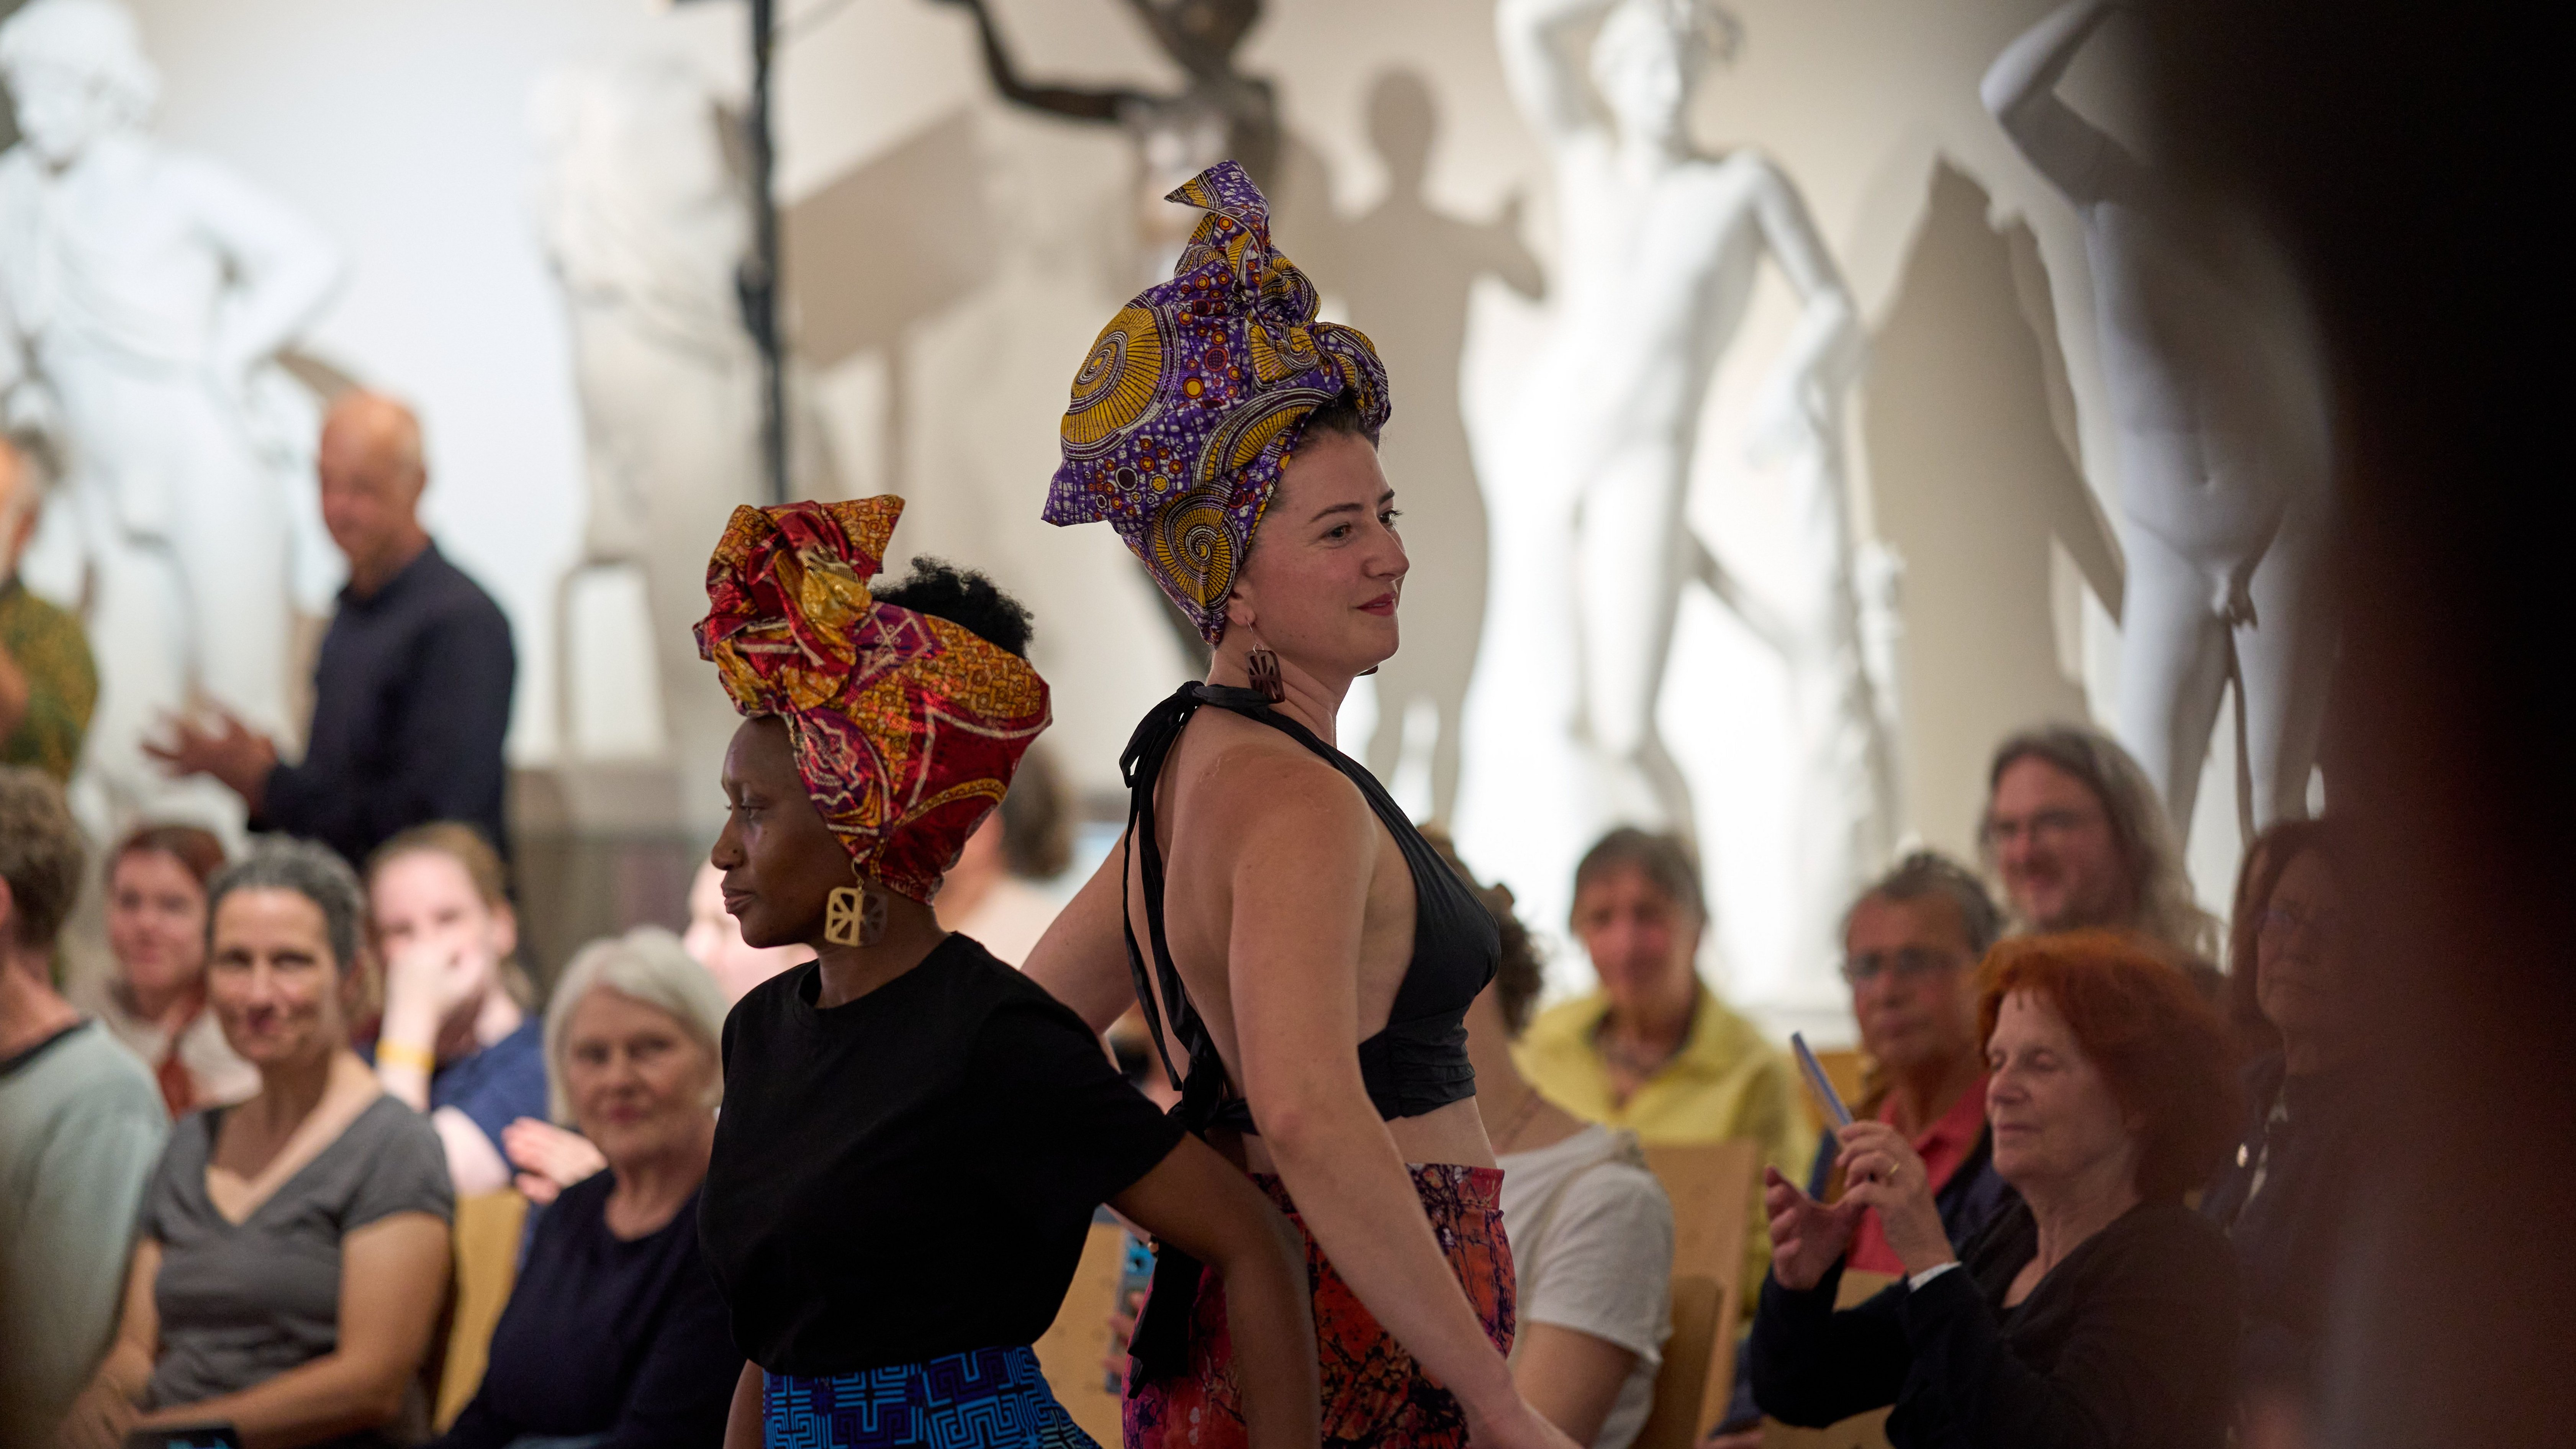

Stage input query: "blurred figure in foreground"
[
  {"left": 932, "top": 742, "right": 1071, "bottom": 966},
  {"left": 0, "top": 434, "right": 97, "bottom": 782},
  {"left": 0, "top": 767, "right": 166, "bottom": 1448}
]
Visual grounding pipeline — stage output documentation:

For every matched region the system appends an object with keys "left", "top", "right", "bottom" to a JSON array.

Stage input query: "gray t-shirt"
[{"left": 140, "top": 1092, "right": 451, "bottom": 1418}]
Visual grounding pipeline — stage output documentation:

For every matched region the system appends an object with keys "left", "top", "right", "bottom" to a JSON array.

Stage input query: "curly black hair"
[{"left": 872, "top": 556, "right": 1035, "bottom": 658}]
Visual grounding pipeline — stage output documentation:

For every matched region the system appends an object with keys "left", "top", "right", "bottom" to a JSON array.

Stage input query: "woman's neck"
[
  {"left": 1888, "top": 1051, "right": 1986, "bottom": 1139},
  {"left": 2019, "top": 1158, "right": 2142, "bottom": 1276},
  {"left": 1465, "top": 1003, "right": 1584, "bottom": 1156},
  {"left": 121, "top": 974, "right": 203, "bottom": 1031},
  {"left": 435, "top": 984, "right": 523, "bottom": 1063},
  {"left": 1605, "top": 978, "right": 1699, "bottom": 1061},
  {"left": 247, "top": 1047, "right": 355, "bottom": 1135},
  {"left": 1205, "top": 650, "right": 1349, "bottom": 744},
  {"left": 2280, "top": 1029, "right": 2350, "bottom": 1078},
  {"left": 605, "top": 1120, "right": 715, "bottom": 1239},
  {"left": 812, "top": 893, "right": 951, "bottom": 1009}
]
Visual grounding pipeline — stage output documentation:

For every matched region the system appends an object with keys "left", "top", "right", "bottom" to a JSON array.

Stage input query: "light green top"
[{"left": 0, "top": 1020, "right": 168, "bottom": 1446}]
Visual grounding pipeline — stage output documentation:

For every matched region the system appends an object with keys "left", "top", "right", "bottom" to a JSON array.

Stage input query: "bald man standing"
[{"left": 150, "top": 393, "right": 515, "bottom": 865}]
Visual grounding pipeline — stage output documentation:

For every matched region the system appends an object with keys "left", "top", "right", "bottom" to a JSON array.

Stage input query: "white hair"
[
  {"left": 543, "top": 925, "right": 729, "bottom": 1124},
  {"left": 0, "top": 0, "right": 160, "bottom": 125}
]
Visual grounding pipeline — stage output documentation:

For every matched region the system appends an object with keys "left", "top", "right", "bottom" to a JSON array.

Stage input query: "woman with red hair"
[{"left": 1748, "top": 931, "right": 2243, "bottom": 1448}]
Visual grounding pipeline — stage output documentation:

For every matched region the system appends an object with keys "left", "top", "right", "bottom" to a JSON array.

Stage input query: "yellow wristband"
[{"left": 377, "top": 1039, "right": 437, "bottom": 1074}]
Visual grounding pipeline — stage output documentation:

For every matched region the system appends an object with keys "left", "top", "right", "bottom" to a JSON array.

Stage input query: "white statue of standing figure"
[
  {"left": 531, "top": 58, "right": 763, "bottom": 838},
  {"left": 1985, "top": 0, "right": 2333, "bottom": 838},
  {"left": 0, "top": 0, "right": 343, "bottom": 838},
  {"left": 1484, "top": 0, "right": 1888, "bottom": 1001}
]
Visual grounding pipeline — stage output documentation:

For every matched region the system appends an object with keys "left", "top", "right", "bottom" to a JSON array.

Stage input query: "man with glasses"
[
  {"left": 1803, "top": 851, "right": 2016, "bottom": 1276},
  {"left": 1978, "top": 723, "right": 2221, "bottom": 967}
]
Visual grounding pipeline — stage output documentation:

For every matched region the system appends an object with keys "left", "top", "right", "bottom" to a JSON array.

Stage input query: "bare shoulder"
[{"left": 1168, "top": 712, "right": 1376, "bottom": 848}]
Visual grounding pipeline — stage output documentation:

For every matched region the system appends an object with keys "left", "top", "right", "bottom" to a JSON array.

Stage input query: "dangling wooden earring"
[
  {"left": 824, "top": 884, "right": 888, "bottom": 947},
  {"left": 1246, "top": 648, "right": 1286, "bottom": 703}
]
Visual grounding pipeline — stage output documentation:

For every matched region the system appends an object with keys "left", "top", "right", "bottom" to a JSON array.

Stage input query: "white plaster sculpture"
[
  {"left": 1985, "top": 0, "right": 2333, "bottom": 837},
  {"left": 532, "top": 58, "right": 764, "bottom": 838},
  {"left": 0, "top": 0, "right": 344, "bottom": 838},
  {"left": 1487, "top": 0, "right": 1890, "bottom": 998}
]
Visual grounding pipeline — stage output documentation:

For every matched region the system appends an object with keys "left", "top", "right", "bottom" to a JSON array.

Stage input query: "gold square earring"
[{"left": 824, "top": 884, "right": 888, "bottom": 946}]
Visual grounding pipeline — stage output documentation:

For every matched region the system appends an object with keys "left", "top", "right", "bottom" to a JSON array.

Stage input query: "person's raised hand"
[
  {"left": 382, "top": 935, "right": 494, "bottom": 1024},
  {"left": 141, "top": 706, "right": 277, "bottom": 806},
  {"left": 1764, "top": 1164, "right": 1862, "bottom": 1292},
  {"left": 1833, "top": 1120, "right": 1952, "bottom": 1276},
  {"left": 503, "top": 1117, "right": 606, "bottom": 1198}
]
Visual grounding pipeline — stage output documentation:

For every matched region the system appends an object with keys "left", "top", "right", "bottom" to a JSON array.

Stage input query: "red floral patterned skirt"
[{"left": 1124, "top": 1163, "right": 1515, "bottom": 1449}]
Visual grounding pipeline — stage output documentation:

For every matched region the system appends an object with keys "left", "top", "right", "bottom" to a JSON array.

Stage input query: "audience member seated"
[
  {"left": 932, "top": 742, "right": 1073, "bottom": 965},
  {"left": 60, "top": 838, "right": 453, "bottom": 1449},
  {"left": 1810, "top": 851, "right": 2016, "bottom": 1275},
  {"left": 0, "top": 768, "right": 167, "bottom": 1448},
  {"left": 368, "top": 822, "right": 547, "bottom": 1196},
  {"left": 0, "top": 434, "right": 98, "bottom": 782},
  {"left": 2201, "top": 820, "right": 2360, "bottom": 1449},
  {"left": 1518, "top": 828, "right": 1813, "bottom": 1302},
  {"left": 1981, "top": 724, "right": 2224, "bottom": 986},
  {"left": 680, "top": 860, "right": 811, "bottom": 1005},
  {"left": 1749, "top": 932, "right": 2241, "bottom": 1449},
  {"left": 148, "top": 391, "right": 516, "bottom": 869},
  {"left": 1462, "top": 865, "right": 1672, "bottom": 1449},
  {"left": 80, "top": 825, "right": 260, "bottom": 1115},
  {"left": 429, "top": 927, "right": 742, "bottom": 1449}
]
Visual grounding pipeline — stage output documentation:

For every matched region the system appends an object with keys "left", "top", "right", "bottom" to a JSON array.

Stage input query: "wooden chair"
[
  {"left": 1033, "top": 1218, "right": 1133, "bottom": 1444},
  {"left": 1632, "top": 1139, "right": 1760, "bottom": 1449},
  {"left": 433, "top": 1189, "right": 530, "bottom": 1430},
  {"left": 1759, "top": 1269, "right": 1898, "bottom": 1449}
]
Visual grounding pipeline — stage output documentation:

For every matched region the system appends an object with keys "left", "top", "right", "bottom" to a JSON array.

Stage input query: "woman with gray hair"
[
  {"left": 426, "top": 927, "right": 740, "bottom": 1449},
  {"left": 60, "top": 838, "right": 454, "bottom": 1449}
]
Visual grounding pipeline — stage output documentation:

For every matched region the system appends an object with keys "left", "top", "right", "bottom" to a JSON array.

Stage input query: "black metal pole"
[{"left": 742, "top": 0, "right": 788, "bottom": 504}]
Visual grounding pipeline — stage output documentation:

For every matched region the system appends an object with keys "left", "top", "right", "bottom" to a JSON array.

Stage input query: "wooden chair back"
[
  {"left": 434, "top": 1189, "right": 530, "bottom": 1430},
  {"left": 1033, "top": 1218, "right": 1134, "bottom": 1444},
  {"left": 1632, "top": 1138, "right": 1760, "bottom": 1449}
]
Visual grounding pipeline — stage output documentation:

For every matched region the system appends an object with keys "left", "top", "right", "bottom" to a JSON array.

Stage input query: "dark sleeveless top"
[
  {"left": 1120, "top": 682, "right": 1498, "bottom": 1382},
  {"left": 1119, "top": 681, "right": 1498, "bottom": 1138}
]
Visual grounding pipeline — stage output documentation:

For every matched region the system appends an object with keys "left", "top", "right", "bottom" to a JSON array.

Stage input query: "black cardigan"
[{"left": 1749, "top": 1198, "right": 2240, "bottom": 1449}]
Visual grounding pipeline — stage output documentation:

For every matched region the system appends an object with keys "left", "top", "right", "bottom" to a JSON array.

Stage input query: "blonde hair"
[
  {"left": 542, "top": 926, "right": 728, "bottom": 1124},
  {"left": 367, "top": 822, "right": 534, "bottom": 1009}
]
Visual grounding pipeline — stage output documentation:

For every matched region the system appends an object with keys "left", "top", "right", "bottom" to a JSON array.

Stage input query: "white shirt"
[{"left": 1498, "top": 1123, "right": 1675, "bottom": 1449}]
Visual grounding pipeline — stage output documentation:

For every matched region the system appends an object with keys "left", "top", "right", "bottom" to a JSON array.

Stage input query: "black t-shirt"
[{"left": 698, "top": 933, "right": 1185, "bottom": 1375}]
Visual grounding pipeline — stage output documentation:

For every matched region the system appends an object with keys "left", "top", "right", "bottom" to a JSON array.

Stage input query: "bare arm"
[
  {"left": 56, "top": 1241, "right": 162, "bottom": 1449},
  {"left": 1513, "top": 1325, "right": 1639, "bottom": 1447},
  {"left": 1220, "top": 765, "right": 1565, "bottom": 1447},
  {"left": 0, "top": 641, "right": 29, "bottom": 740},
  {"left": 1980, "top": 0, "right": 2147, "bottom": 209},
  {"left": 1496, "top": 0, "right": 1615, "bottom": 144},
  {"left": 929, "top": 0, "right": 1145, "bottom": 123},
  {"left": 723, "top": 1364, "right": 762, "bottom": 1449},
  {"left": 1112, "top": 1136, "right": 1320, "bottom": 1449},
  {"left": 131, "top": 1213, "right": 449, "bottom": 1449},
  {"left": 1022, "top": 842, "right": 1139, "bottom": 1031},
  {"left": 1750, "top": 160, "right": 1862, "bottom": 403}
]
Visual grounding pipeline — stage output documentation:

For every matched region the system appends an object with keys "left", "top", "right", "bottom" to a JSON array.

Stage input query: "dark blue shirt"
[
  {"left": 2200, "top": 1052, "right": 2363, "bottom": 1395},
  {"left": 428, "top": 1171, "right": 740, "bottom": 1449},
  {"left": 427, "top": 1020, "right": 548, "bottom": 1156},
  {"left": 259, "top": 541, "right": 514, "bottom": 868}
]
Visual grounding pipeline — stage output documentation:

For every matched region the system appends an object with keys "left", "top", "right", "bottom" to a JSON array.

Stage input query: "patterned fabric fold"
[
  {"left": 764, "top": 1347, "right": 1094, "bottom": 1449},
  {"left": 695, "top": 496, "right": 1050, "bottom": 904},
  {"left": 1043, "top": 160, "right": 1391, "bottom": 643}
]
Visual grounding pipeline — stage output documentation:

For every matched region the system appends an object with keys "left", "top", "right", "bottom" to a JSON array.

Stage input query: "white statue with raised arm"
[
  {"left": 0, "top": 0, "right": 344, "bottom": 835},
  {"left": 1484, "top": 0, "right": 1887, "bottom": 1000},
  {"left": 1984, "top": 0, "right": 2332, "bottom": 837}
]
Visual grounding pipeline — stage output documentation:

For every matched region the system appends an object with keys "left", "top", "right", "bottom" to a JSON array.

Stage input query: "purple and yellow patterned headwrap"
[
  {"left": 1043, "top": 160, "right": 1391, "bottom": 643},
  {"left": 695, "top": 496, "right": 1051, "bottom": 905}
]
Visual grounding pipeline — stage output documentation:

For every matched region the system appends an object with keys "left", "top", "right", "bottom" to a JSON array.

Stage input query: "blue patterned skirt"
[{"left": 764, "top": 1347, "right": 1097, "bottom": 1449}]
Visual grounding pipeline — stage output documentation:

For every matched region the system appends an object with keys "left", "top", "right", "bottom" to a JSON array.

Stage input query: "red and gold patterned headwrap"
[{"left": 694, "top": 496, "right": 1051, "bottom": 904}]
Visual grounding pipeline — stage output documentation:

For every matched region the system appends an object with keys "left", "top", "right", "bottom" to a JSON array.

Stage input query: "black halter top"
[{"left": 1119, "top": 682, "right": 1499, "bottom": 1138}]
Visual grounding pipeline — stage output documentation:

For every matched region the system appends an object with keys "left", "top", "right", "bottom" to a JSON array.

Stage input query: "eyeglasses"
[
  {"left": 1841, "top": 946, "right": 1965, "bottom": 986},
  {"left": 1980, "top": 808, "right": 2098, "bottom": 849},
  {"left": 2258, "top": 901, "right": 2346, "bottom": 946}
]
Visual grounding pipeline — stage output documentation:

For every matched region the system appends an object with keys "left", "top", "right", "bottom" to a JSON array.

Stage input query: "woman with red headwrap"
[
  {"left": 688, "top": 496, "right": 1317, "bottom": 1449},
  {"left": 1026, "top": 163, "right": 1578, "bottom": 1449}
]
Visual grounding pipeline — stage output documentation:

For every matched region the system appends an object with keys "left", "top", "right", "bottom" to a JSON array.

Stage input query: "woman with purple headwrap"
[{"left": 1026, "top": 164, "right": 1579, "bottom": 1449}]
